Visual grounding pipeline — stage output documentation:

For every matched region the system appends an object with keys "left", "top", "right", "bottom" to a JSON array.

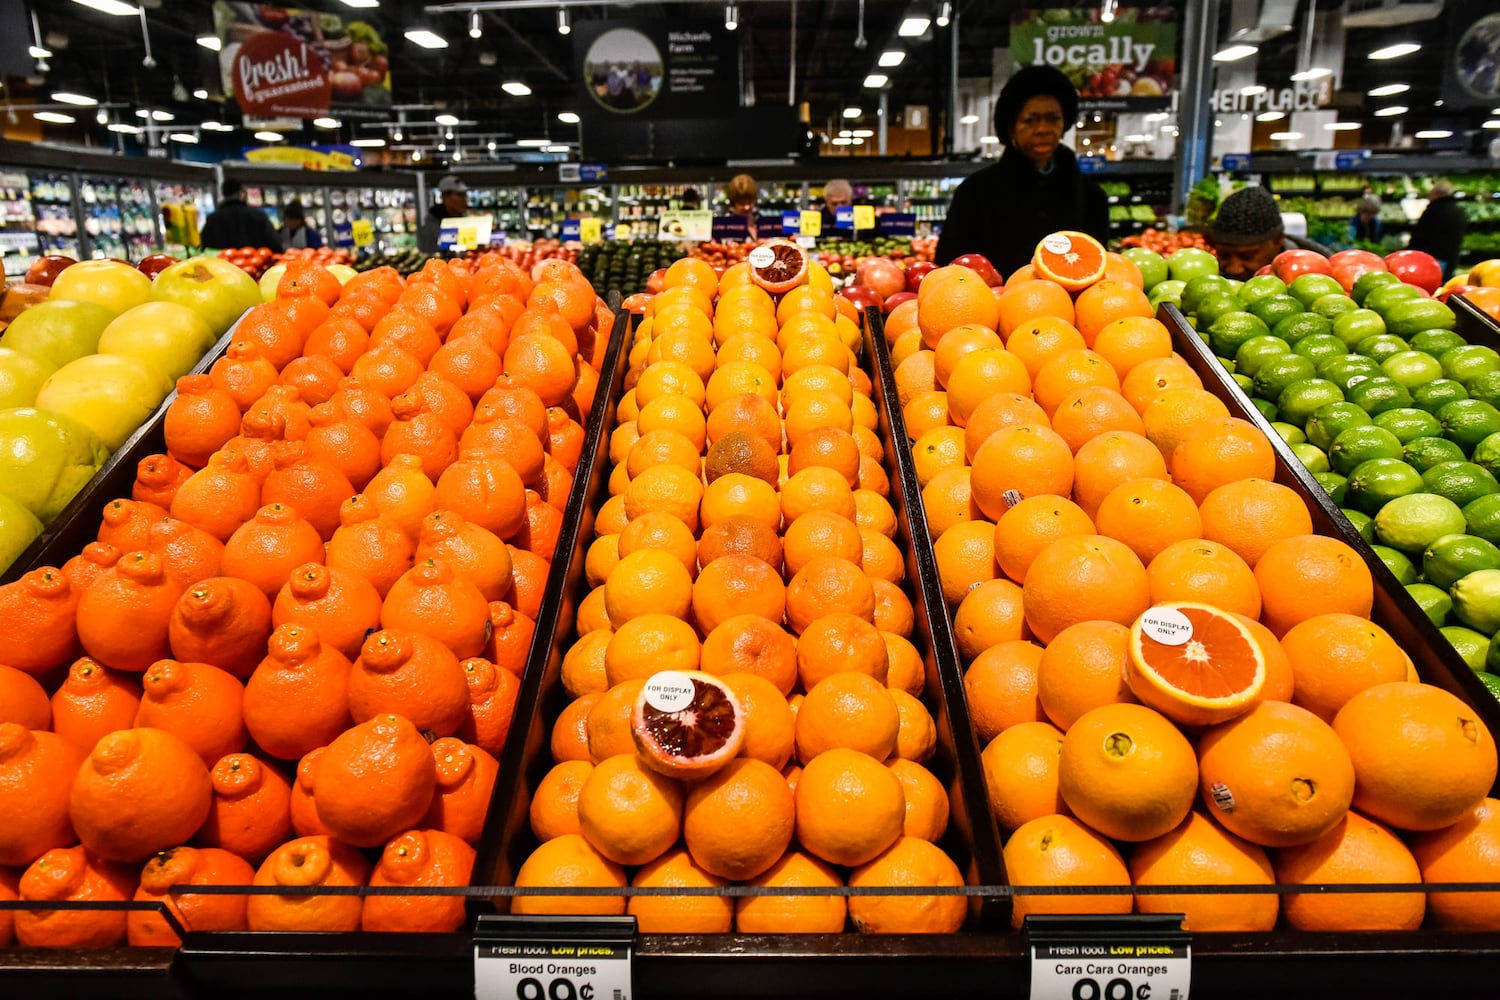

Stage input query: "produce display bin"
[{"left": 1453, "top": 294, "right": 1500, "bottom": 345}]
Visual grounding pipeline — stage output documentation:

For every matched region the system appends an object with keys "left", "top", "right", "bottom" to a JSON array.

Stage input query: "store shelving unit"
[
  {"left": 28, "top": 171, "right": 81, "bottom": 260},
  {"left": 0, "top": 171, "right": 41, "bottom": 280}
]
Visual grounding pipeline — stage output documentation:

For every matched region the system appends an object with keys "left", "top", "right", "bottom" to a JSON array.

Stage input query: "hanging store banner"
[
  {"left": 214, "top": 2, "right": 392, "bottom": 120},
  {"left": 1442, "top": 2, "right": 1500, "bottom": 109},
  {"left": 1010, "top": 8, "right": 1178, "bottom": 111},
  {"left": 573, "top": 19, "right": 739, "bottom": 119},
  {"left": 243, "top": 144, "right": 358, "bottom": 171}
]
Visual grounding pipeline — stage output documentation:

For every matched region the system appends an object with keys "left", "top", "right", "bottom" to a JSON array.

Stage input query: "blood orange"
[
  {"left": 631, "top": 670, "right": 746, "bottom": 780},
  {"left": 1032, "top": 231, "right": 1107, "bottom": 292},
  {"left": 1124, "top": 601, "right": 1266, "bottom": 726},
  {"left": 748, "top": 240, "right": 810, "bottom": 295}
]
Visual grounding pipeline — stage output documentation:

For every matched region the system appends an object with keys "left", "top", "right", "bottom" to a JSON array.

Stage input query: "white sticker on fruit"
[
  {"left": 1041, "top": 233, "right": 1073, "bottom": 254},
  {"left": 643, "top": 671, "right": 696, "bottom": 712},
  {"left": 748, "top": 245, "right": 775, "bottom": 267},
  {"left": 1140, "top": 606, "right": 1193, "bottom": 646}
]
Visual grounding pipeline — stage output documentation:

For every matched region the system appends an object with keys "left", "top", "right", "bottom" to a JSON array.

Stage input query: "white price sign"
[
  {"left": 476, "top": 915, "right": 634, "bottom": 1000},
  {"left": 1027, "top": 916, "right": 1190, "bottom": 1000}
]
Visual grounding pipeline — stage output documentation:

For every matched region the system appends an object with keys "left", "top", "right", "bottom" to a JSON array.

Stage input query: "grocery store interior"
[{"left": 5, "top": 1, "right": 1500, "bottom": 997}]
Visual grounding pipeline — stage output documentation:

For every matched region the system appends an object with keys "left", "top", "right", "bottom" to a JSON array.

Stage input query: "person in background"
[
  {"left": 281, "top": 201, "right": 323, "bottom": 250},
  {"left": 821, "top": 178, "right": 855, "bottom": 238},
  {"left": 680, "top": 187, "right": 702, "bottom": 211},
  {"left": 1208, "top": 185, "right": 1330, "bottom": 281},
  {"left": 1410, "top": 180, "right": 1468, "bottom": 278},
  {"left": 200, "top": 179, "right": 283, "bottom": 252},
  {"left": 418, "top": 175, "right": 469, "bottom": 254},
  {"left": 1352, "top": 192, "right": 1383, "bottom": 243},
  {"left": 725, "top": 173, "right": 760, "bottom": 240},
  {"left": 934, "top": 65, "right": 1108, "bottom": 278}
]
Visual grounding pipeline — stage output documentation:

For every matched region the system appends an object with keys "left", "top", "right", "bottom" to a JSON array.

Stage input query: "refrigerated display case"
[
  {"left": 76, "top": 174, "right": 158, "bottom": 261},
  {"left": 29, "top": 171, "right": 80, "bottom": 260},
  {"left": 0, "top": 171, "right": 41, "bottom": 281}
]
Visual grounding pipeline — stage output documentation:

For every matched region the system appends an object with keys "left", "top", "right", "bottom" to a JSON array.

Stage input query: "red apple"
[
  {"left": 882, "top": 291, "right": 916, "bottom": 313},
  {"left": 136, "top": 253, "right": 179, "bottom": 280},
  {"left": 24, "top": 254, "right": 76, "bottom": 287},
  {"left": 1270, "top": 249, "right": 1330, "bottom": 283},
  {"left": 645, "top": 268, "right": 667, "bottom": 295},
  {"left": 838, "top": 285, "right": 883, "bottom": 311},
  {"left": 1384, "top": 249, "right": 1443, "bottom": 295},
  {"left": 855, "top": 257, "right": 906, "bottom": 300},
  {"left": 905, "top": 260, "right": 936, "bottom": 293},
  {"left": 1327, "top": 249, "right": 1387, "bottom": 293},
  {"left": 952, "top": 253, "right": 1003, "bottom": 287},
  {"left": 1255, "top": 265, "right": 1274, "bottom": 277}
]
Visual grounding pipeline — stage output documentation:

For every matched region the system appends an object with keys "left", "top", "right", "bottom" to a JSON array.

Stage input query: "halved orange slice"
[
  {"left": 631, "top": 669, "right": 745, "bottom": 780},
  {"left": 1124, "top": 601, "right": 1266, "bottom": 726},
  {"left": 1032, "top": 231, "right": 1107, "bottom": 292}
]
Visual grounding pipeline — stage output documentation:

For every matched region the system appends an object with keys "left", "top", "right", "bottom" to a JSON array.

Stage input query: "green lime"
[
  {"left": 1233, "top": 372, "right": 1253, "bottom": 393},
  {"left": 1218, "top": 356, "right": 1237, "bottom": 373},
  {"left": 1253, "top": 354, "right": 1317, "bottom": 404},
  {"left": 1181, "top": 274, "right": 1235, "bottom": 315},
  {"left": 1271, "top": 421, "right": 1306, "bottom": 445},
  {"left": 1372, "top": 407, "right": 1443, "bottom": 444},
  {"left": 1477, "top": 669, "right": 1500, "bottom": 700},
  {"left": 1316, "top": 354, "right": 1382, "bottom": 392},
  {"left": 1330, "top": 425, "right": 1405, "bottom": 475},
  {"left": 1247, "top": 294, "right": 1304, "bottom": 329},
  {"left": 1372, "top": 544, "right": 1419, "bottom": 585},
  {"left": 1291, "top": 333, "right": 1349, "bottom": 364},
  {"left": 1276, "top": 379, "right": 1345, "bottom": 427},
  {"left": 1381, "top": 350, "right": 1444, "bottom": 389},
  {"left": 1148, "top": 279, "right": 1187, "bottom": 310},
  {"left": 1311, "top": 293, "right": 1360, "bottom": 321},
  {"left": 1290, "top": 273, "right": 1345, "bottom": 308},
  {"left": 1291, "top": 442, "right": 1330, "bottom": 473},
  {"left": 1238, "top": 274, "right": 1289, "bottom": 305},
  {"left": 1313, "top": 471, "right": 1349, "bottom": 504},
  {"left": 1357, "top": 335, "right": 1412, "bottom": 364},
  {"left": 1385, "top": 298, "right": 1458, "bottom": 337},
  {"left": 1473, "top": 433, "right": 1500, "bottom": 478},
  {"left": 1198, "top": 295, "right": 1248, "bottom": 333},
  {"left": 1352, "top": 270, "right": 1404, "bottom": 305},
  {"left": 1274, "top": 312, "right": 1332, "bottom": 345},
  {"left": 1346, "top": 376, "right": 1414, "bottom": 416},
  {"left": 1442, "top": 345, "right": 1500, "bottom": 383},
  {"left": 1346, "top": 458, "right": 1425, "bottom": 515},
  {"left": 1443, "top": 626, "right": 1491, "bottom": 671},
  {"left": 1422, "top": 461, "right": 1500, "bottom": 508},
  {"left": 1332, "top": 308, "right": 1387, "bottom": 348},
  {"left": 1307, "top": 402, "right": 1373, "bottom": 451},
  {"left": 1465, "top": 371, "right": 1500, "bottom": 408},
  {"left": 1121, "top": 248, "right": 1168, "bottom": 289},
  {"left": 1209, "top": 311, "right": 1273, "bottom": 358},
  {"left": 1233, "top": 335, "right": 1292, "bottom": 378},
  {"left": 1412, "top": 379, "right": 1469, "bottom": 415},
  {"left": 1373, "top": 491, "right": 1469, "bottom": 551},
  {"left": 1406, "top": 582, "right": 1453, "bottom": 627},
  {"left": 1440, "top": 398, "right": 1500, "bottom": 451},
  {"left": 1365, "top": 282, "right": 1427, "bottom": 315},
  {"left": 1451, "top": 569, "right": 1500, "bottom": 634},
  {"left": 1464, "top": 494, "right": 1500, "bottom": 545},
  {"left": 1342, "top": 508, "right": 1376, "bottom": 544},
  {"left": 1405, "top": 436, "right": 1469, "bottom": 472},
  {"left": 1251, "top": 397, "right": 1278, "bottom": 422},
  {"left": 1424, "top": 532, "right": 1500, "bottom": 590},
  {"left": 1411, "top": 330, "right": 1467, "bottom": 356}
]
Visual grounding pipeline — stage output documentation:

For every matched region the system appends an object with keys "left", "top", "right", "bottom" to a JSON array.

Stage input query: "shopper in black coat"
[
  {"left": 1409, "top": 180, "right": 1468, "bottom": 279},
  {"left": 200, "top": 179, "right": 283, "bottom": 252},
  {"left": 935, "top": 65, "right": 1109, "bottom": 279}
]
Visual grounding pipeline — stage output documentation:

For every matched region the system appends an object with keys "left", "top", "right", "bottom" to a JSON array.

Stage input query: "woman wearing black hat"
[{"left": 935, "top": 65, "right": 1109, "bottom": 280}]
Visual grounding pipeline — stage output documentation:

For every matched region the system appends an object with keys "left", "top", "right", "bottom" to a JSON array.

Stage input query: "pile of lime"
[{"left": 1174, "top": 262, "right": 1500, "bottom": 694}]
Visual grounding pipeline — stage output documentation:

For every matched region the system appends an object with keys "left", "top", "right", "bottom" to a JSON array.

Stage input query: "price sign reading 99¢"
[
  {"left": 475, "top": 915, "right": 634, "bottom": 1000},
  {"left": 1026, "top": 915, "right": 1190, "bottom": 1000}
]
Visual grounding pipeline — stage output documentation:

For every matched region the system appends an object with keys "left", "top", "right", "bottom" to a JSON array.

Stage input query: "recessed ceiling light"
[
  {"left": 1256, "top": 110, "right": 1285, "bottom": 121},
  {"left": 1290, "top": 67, "right": 1332, "bottom": 81},
  {"left": 979, "top": 135, "right": 1000, "bottom": 143},
  {"left": 313, "top": 117, "right": 340, "bottom": 129},
  {"left": 404, "top": 28, "right": 448, "bottom": 49},
  {"left": 1270, "top": 131, "right": 1302, "bottom": 140},
  {"left": 1240, "top": 85, "right": 1267, "bottom": 96},
  {"left": 192, "top": 89, "right": 209, "bottom": 100},
  {"left": 864, "top": 74, "right": 888, "bottom": 88},
  {"left": 959, "top": 114, "right": 978, "bottom": 125},
  {"left": 35, "top": 111, "right": 76, "bottom": 124},
  {"left": 1373, "top": 105, "right": 1407, "bottom": 117},
  {"left": 202, "top": 121, "right": 233, "bottom": 132},
  {"left": 1370, "top": 42, "right": 1420, "bottom": 60},
  {"left": 435, "top": 113, "right": 460, "bottom": 126},
  {"left": 52, "top": 92, "right": 97, "bottom": 106},
  {"left": 254, "top": 131, "right": 284, "bottom": 142},
  {"left": 107, "top": 123, "right": 141, "bottom": 134},
  {"left": 339, "top": 0, "right": 380, "bottom": 7},
  {"left": 29, "top": 45, "right": 51, "bottom": 58},
  {"left": 842, "top": 106, "right": 861, "bottom": 118},
  {"left": 878, "top": 50, "right": 905, "bottom": 67},
  {"left": 1324, "top": 122, "right": 1361, "bottom": 131},
  {"left": 1485, "top": 120, "right": 1500, "bottom": 130},
  {"left": 831, "top": 136, "right": 853, "bottom": 146},
  {"left": 169, "top": 132, "right": 198, "bottom": 144},
  {"left": 151, "top": 110, "right": 174, "bottom": 121},
  {"left": 1213, "top": 44, "right": 1258, "bottom": 62},
  {"left": 349, "top": 137, "right": 385, "bottom": 147},
  {"left": 196, "top": 35, "right": 221, "bottom": 51},
  {"left": 1368, "top": 83, "right": 1409, "bottom": 97},
  {"left": 558, "top": 111, "right": 580, "bottom": 124},
  {"left": 838, "top": 129, "right": 853, "bottom": 138},
  {"left": 70, "top": 0, "right": 138, "bottom": 15},
  {"left": 544, "top": 144, "right": 570, "bottom": 153},
  {"left": 898, "top": 17, "right": 930, "bottom": 37},
  {"left": 1415, "top": 129, "right": 1453, "bottom": 139},
  {"left": 502, "top": 81, "right": 531, "bottom": 96},
  {"left": 517, "top": 138, "right": 551, "bottom": 147},
  {"left": 853, "top": 128, "right": 874, "bottom": 138},
  {"left": 851, "top": 136, "right": 865, "bottom": 145}
]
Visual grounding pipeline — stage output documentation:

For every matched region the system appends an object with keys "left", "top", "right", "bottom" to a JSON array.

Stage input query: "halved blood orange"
[
  {"left": 1032, "top": 231, "right": 1107, "bottom": 292},
  {"left": 631, "top": 669, "right": 745, "bottom": 780},
  {"left": 748, "top": 239, "right": 810, "bottom": 295},
  {"left": 1124, "top": 601, "right": 1266, "bottom": 726}
]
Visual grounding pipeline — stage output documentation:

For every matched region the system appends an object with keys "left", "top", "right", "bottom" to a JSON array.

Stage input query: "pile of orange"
[
  {"left": 0, "top": 253, "right": 611, "bottom": 945},
  {"left": 512, "top": 255, "right": 967, "bottom": 935},
  {"left": 904, "top": 235, "right": 1500, "bottom": 934}
]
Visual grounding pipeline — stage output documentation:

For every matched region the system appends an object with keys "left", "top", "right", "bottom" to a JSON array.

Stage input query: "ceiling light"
[
  {"left": 1374, "top": 105, "right": 1407, "bottom": 117},
  {"left": 1240, "top": 85, "right": 1267, "bottom": 96},
  {"left": 52, "top": 92, "right": 97, "bottom": 106},
  {"left": 169, "top": 132, "right": 198, "bottom": 143},
  {"left": 437, "top": 142, "right": 445, "bottom": 151},
  {"left": 468, "top": 11, "right": 481, "bottom": 39},
  {"left": 151, "top": 110, "right": 174, "bottom": 121},
  {"left": 517, "top": 138, "right": 551, "bottom": 147},
  {"left": 831, "top": 136, "right": 852, "bottom": 146},
  {"left": 852, "top": 128, "right": 874, "bottom": 137},
  {"left": 959, "top": 113, "right": 978, "bottom": 125},
  {"left": 70, "top": 0, "right": 138, "bottom": 14},
  {"left": 1484, "top": 120, "right": 1500, "bottom": 129},
  {"left": 1123, "top": 133, "right": 1151, "bottom": 142},
  {"left": 339, "top": 0, "right": 380, "bottom": 7},
  {"left": 313, "top": 116, "right": 340, "bottom": 129},
  {"left": 1256, "top": 111, "right": 1285, "bottom": 122},
  {"left": 254, "top": 131, "right": 284, "bottom": 142},
  {"left": 445, "top": 129, "right": 454, "bottom": 140},
  {"left": 558, "top": 111, "right": 580, "bottom": 124},
  {"left": 878, "top": 50, "right": 905, "bottom": 67},
  {"left": 724, "top": 3, "right": 739, "bottom": 31},
  {"left": 29, "top": 45, "right": 51, "bottom": 58},
  {"left": 1100, "top": 0, "right": 1118, "bottom": 23},
  {"left": 1270, "top": 131, "right": 1302, "bottom": 140},
  {"left": 979, "top": 135, "right": 1000, "bottom": 143},
  {"left": 936, "top": 2, "right": 952, "bottom": 28},
  {"left": 193, "top": 88, "right": 209, "bottom": 100},
  {"left": 35, "top": 111, "right": 76, "bottom": 124},
  {"left": 898, "top": 16, "right": 930, "bottom": 37},
  {"left": 107, "top": 123, "right": 141, "bottom": 134},
  {"left": 393, "top": 129, "right": 403, "bottom": 141},
  {"left": 1416, "top": 129, "right": 1453, "bottom": 139},
  {"left": 1290, "top": 67, "right": 1332, "bottom": 81},
  {"left": 1213, "top": 44, "right": 1258, "bottom": 62},
  {"left": 838, "top": 129, "right": 853, "bottom": 137},
  {"left": 202, "top": 121, "right": 232, "bottom": 131},
  {"left": 1370, "top": 42, "right": 1420, "bottom": 60},
  {"left": 502, "top": 81, "right": 531, "bottom": 96},
  {"left": 196, "top": 34, "right": 221, "bottom": 52},
  {"left": 94, "top": 108, "right": 109, "bottom": 124},
  {"left": 412, "top": 149, "right": 422, "bottom": 161},
  {"left": 1324, "top": 121, "right": 1361, "bottom": 131},
  {"left": 864, "top": 74, "right": 888, "bottom": 88},
  {"left": 1368, "top": 83, "right": 1410, "bottom": 97},
  {"left": 487, "top": 140, "right": 497, "bottom": 151},
  {"left": 545, "top": 144, "right": 570, "bottom": 153},
  {"left": 557, "top": 9, "right": 570, "bottom": 34},
  {"left": 851, "top": 136, "right": 865, "bottom": 145},
  {"left": 843, "top": 106, "right": 861, "bottom": 118},
  {"left": 435, "top": 113, "right": 460, "bottom": 126},
  {"left": 404, "top": 28, "right": 448, "bottom": 49},
  {"left": 452, "top": 148, "right": 462, "bottom": 161}
]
